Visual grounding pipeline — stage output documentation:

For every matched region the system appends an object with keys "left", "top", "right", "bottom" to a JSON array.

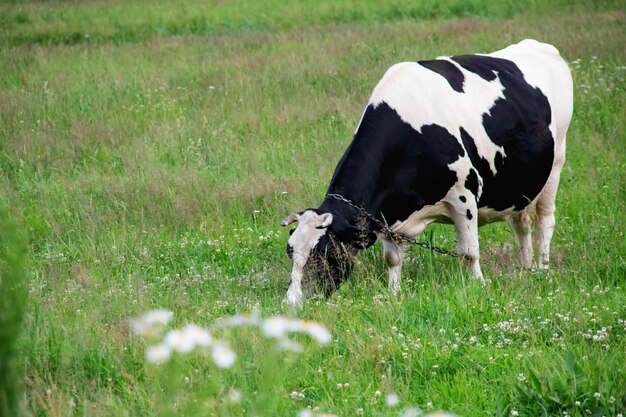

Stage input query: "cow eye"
[{"left": 289, "top": 228, "right": 295, "bottom": 236}]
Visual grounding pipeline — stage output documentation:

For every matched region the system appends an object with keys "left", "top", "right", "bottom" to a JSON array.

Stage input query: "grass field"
[{"left": 1, "top": 1, "right": 625, "bottom": 416}]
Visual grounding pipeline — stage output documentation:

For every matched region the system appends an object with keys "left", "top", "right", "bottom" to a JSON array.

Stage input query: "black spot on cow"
[
  {"left": 454, "top": 55, "right": 554, "bottom": 211},
  {"left": 466, "top": 209, "right": 473, "bottom": 220},
  {"left": 419, "top": 59, "right": 465, "bottom": 93},
  {"left": 465, "top": 168, "right": 479, "bottom": 197},
  {"left": 323, "top": 102, "right": 464, "bottom": 225},
  {"left": 459, "top": 195, "right": 467, "bottom": 203},
  {"left": 451, "top": 55, "right": 498, "bottom": 81}
]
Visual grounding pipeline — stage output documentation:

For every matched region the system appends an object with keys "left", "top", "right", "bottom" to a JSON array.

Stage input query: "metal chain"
[{"left": 326, "top": 193, "right": 457, "bottom": 257}]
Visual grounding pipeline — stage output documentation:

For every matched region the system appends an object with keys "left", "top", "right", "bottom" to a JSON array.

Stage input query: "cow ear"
[
  {"left": 316, "top": 213, "right": 333, "bottom": 229},
  {"left": 281, "top": 213, "right": 300, "bottom": 227}
]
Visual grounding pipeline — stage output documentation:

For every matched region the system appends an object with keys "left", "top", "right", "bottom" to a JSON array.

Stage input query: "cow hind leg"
[
  {"left": 451, "top": 201, "right": 483, "bottom": 280},
  {"left": 508, "top": 208, "right": 534, "bottom": 269},
  {"left": 535, "top": 162, "right": 564, "bottom": 270},
  {"left": 383, "top": 239, "right": 404, "bottom": 295}
]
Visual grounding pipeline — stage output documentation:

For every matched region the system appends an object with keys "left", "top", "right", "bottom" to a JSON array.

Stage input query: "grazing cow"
[{"left": 282, "top": 39, "right": 573, "bottom": 308}]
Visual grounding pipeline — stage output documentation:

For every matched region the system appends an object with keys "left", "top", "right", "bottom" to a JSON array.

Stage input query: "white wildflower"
[
  {"left": 130, "top": 309, "right": 174, "bottom": 336},
  {"left": 400, "top": 407, "right": 423, "bottom": 417},
  {"left": 227, "top": 388, "right": 242, "bottom": 403},
  {"left": 300, "top": 321, "right": 331, "bottom": 345},
  {"left": 262, "top": 316, "right": 290, "bottom": 338},
  {"left": 279, "top": 338, "right": 303, "bottom": 352},
  {"left": 218, "top": 313, "right": 260, "bottom": 328},
  {"left": 183, "top": 324, "right": 212, "bottom": 347},
  {"left": 144, "top": 309, "right": 174, "bottom": 325},
  {"left": 297, "top": 409, "right": 313, "bottom": 417},
  {"left": 212, "top": 342, "right": 236, "bottom": 368},
  {"left": 165, "top": 329, "right": 195, "bottom": 353},
  {"left": 386, "top": 393, "right": 400, "bottom": 406},
  {"left": 146, "top": 343, "right": 172, "bottom": 363},
  {"left": 263, "top": 317, "right": 331, "bottom": 345}
]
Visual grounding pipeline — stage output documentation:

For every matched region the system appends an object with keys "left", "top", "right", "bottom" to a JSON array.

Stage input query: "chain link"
[{"left": 326, "top": 193, "right": 457, "bottom": 257}]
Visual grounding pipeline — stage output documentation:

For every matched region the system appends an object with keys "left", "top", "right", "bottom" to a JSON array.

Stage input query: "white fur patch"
[
  {"left": 369, "top": 59, "right": 506, "bottom": 176},
  {"left": 288, "top": 210, "right": 328, "bottom": 270}
]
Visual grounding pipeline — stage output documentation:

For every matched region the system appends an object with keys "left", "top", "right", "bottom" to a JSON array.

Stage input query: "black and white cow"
[{"left": 282, "top": 39, "right": 573, "bottom": 308}]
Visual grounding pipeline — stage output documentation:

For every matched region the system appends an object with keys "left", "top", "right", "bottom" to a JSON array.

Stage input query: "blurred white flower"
[
  {"left": 218, "top": 313, "right": 260, "bottom": 328},
  {"left": 135, "top": 310, "right": 330, "bottom": 370},
  {"left": 279, "top": 338, "right": 303, "bottom": 352},
  {"left": 227, "top": 388, "right": 242, "bottom": 403},
  {"left": 263, "top": 316, "right": 290, "bottom": 338},
  {"left": 299, "top": 321, "right": 331, "bottom": 345},
  {"left": 212, "top": 342, "right": 236, "bottom": 368},
  {"left": 144, "top": 309, "right": 174, "bottom": 325},
  {"left": 262, "top": 317, "right": 331, "bottom": 344},
  {"left": 401, "top": 408, "right": 423, "bottom": 417},
  {"left": 130, "top": 309, "right": 174, "bottom": 336},
  {"left": 386, "top": 393, "right": 400, "bottom": 406},
  {"left": 146, "top": 343, "right": 172, "bottom": 363},
  {"left": 165, "top": 329, "right": 195, "bottom": 353},
  {"left": 182, "top": 324, "right": 212, "bottom": 347}
]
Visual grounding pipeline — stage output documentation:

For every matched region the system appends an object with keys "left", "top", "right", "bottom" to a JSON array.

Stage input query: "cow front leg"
[
  {"left": 383, "top": 239, "right": 404, "bottom": 295},
  {"left": 508, "top": 208, "right": 534, "bottom": 269},
  {"left": 451, "top": 203, "right": 483, "bottom": 280}
]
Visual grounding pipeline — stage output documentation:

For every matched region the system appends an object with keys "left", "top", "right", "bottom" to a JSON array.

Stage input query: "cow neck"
[
  {"left": 323, "top": 104, "right": 403, "bottom": 224},
  {"left": 318, "top": 196, "right": 377, "bottom": 249}
]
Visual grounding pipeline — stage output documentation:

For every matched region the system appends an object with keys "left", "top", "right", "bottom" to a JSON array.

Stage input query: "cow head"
[{"left": 281, "top": 210, "right": 356, "bottom": 308}]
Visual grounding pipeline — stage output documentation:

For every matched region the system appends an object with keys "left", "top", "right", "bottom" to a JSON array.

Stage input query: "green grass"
[
  {"left": 0, "top": 205, "right": 28, "bottom": 417},
  {"left": 1, "top": 1, "right": 625, "bottom": 416}
]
